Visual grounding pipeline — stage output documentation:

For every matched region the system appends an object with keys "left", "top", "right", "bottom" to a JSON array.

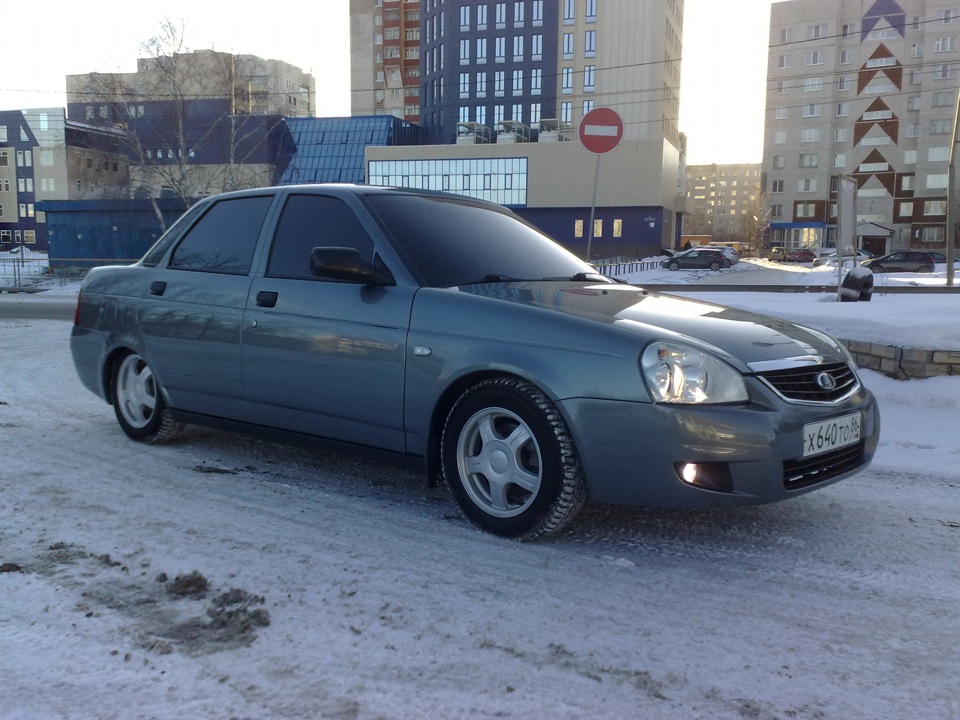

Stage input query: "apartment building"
[
  {"left": 765, "top": 0, "right": 957, "bottom": 255},
  {"left": 66, "top": 50, "right": 316, "bottom": 123},
  {"left": 0, "top": 109, "right": 129, "bottom": 251},
  {"left": 684, "top": 163, "right": 764, "bottom": 245},
  {"left": 351, "top": 0, "right": 423, "bottom": 123}
]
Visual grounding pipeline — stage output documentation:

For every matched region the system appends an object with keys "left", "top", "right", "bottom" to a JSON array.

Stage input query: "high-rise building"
[
  {"left": 684, "top": 163, "right": 764, "bottom": 245},
  {"left": 351, "top": 0, "right": 423, "bottom": 123},
  {"left": 352, "top": 0, "right": 682, "bottom": 147},
  {"left": 764, "top": 0, "right": 956, "bottom": 255},
  {"left": 353, "top": 0, "right": 686, "bottom": 257}
]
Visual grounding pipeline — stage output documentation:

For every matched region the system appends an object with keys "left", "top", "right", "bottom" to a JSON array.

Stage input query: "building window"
[
  {"left": 771, "top": 179, "right": 784, "bottom": 193},
  {"left": 496, "top": 2, "right": 507, "bottom": 25},
  {"left": 460, "top": 73, "right": 470, "bottom": 97},
  {"left": 775, "top": 106, "right": 788, "bottom": 120},
  {"left": 495, "top": 71, "right": 505, "bottom": 95},
  {"left": 583, "top": 65, "right": 595, "bottom": 91},
  {"left": 836, "top": 102, "right": 848, "bottom": 116},
  {"left": 585, "top": 0, "right": 597, "bottom": 22},
  {"left": 460, "top": 5, "right": 470, "bottom": 29},
  {"left": 842, "top": 23, "right": 856, "bottom": 37},
  {"left": 495, "top": 36, "right": 506, "bottom": 61},
  {"left": 476, "top": 72, "right": 487, "bottom": 97},
  {"left": 934, "top": 64, "right": 956, "bottom": 79},
  {"left": 939, "top": 9, "right": 957, "bottom": 24},
  {"left": 796, "top": 202, "right": 816, "bottom": 217},
  {"left": 585, "top": 30, "right": 596, "bottom": 57},
  {"left": 563, "top": 0, "right": 574, "bottom": 24},
  {"left": 563, "top": 33, "right": 574, "bottom": 58},
  {"left": 805, "top": 50, "right": 824, "bottom": 66},
  {"left": 561, "top": 102, "right": 572, "bottom": 123},
  {"left": 532, "top": 1, "right": 543, "bottom": 25},
  {"left": 512, "top": 69, "right": 523, "bottom": 92},
  {"left": 800, "top": 128, "right": 821, "bottom": 142},
  {"left": 513, "top": 35, "right": 524, "bottom": 59},
  {"left": 898, "top": 201, "right": 913, "bottom": 218},
  {"left": 802, "top": 103, "right": 821, "bottom": 117},
  {"left": 562, "top": 67, "right": 573, "bottom": 94},
  {"left": 532, "top": 34, "right": 542, "bottom": 59},
  {"left": 772, "top": 154, "right": 786, "bottom": 169},
  {"left": 931, "top": 119, "right": 953, "bottom": 134},
  {"left": 835, "top": 128, "right": 848, "bottom": 142},
  {"left": 922, "top": 227, "right": 946, "bottom": 243},
  {"left": 804, "top": 76, "right": 824, "bottom": 92},
  {"left": 924, "top": 200, "right": 947, "bottom": 215},
  {"left": 840, "top": 50, "right": 853, "bottom": 64},
  {"left": 514, "top": 1, "right": 525, "bottom": 25},
  {"left": 477, "top": 4, "right": 488, "bottom": 26},
  {"left": 774, "top": 130, "right": 787, "bottom": 144},
  {"left": 936, "top": 36, "right": 957, "bottom": 52},
  {"left": 838, "top": 75, "right": 852, "bottom": 91},
  {"left": 778, "top": 55, "right": 790, "bottom": 69},
  {"left": 770, "top": 204, "right": 783, "bottom": 219},
  {"left": 834, "top": 153, "right": 846, "bottom": 168},
  {"left": 798, "top": 178, "right": 818, "bottom": 193},
  {"left": 531, "top": 68, "right": 542, "bottom": 94},
  {"left": 460, "top": 39, "right": 470, "bottom": 62},
  {"left": 799, "top": 153, "right": 819, "bottom": 168},
  {"left": 808, "top": 23, "right": 827, "bottom": 39},
  {"left": 933, "top": 90, "right": 955, "bottom": 107}
]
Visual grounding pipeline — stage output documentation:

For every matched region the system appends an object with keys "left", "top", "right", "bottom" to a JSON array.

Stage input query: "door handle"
[
  {"left": 150, "top": 281, "right": 167, "bottom": 296},
  {"left": 256, "top": 291, "right": 279, "bottom": 308}
]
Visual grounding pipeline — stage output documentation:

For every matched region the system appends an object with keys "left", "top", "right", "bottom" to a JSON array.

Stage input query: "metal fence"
[
  {"left": 0, "top": 251, "right": 138, "bottom": 289},
  {"left": 593, "top": 258, "right": 662, "bottom": 277}
]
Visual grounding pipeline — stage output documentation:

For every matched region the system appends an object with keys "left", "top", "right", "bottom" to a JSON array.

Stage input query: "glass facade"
[
  {"left": 280, "top": 116, "right": 419, "bottom": 185},
  {"left": 368, "top": 157, "right": 528, "bottom": 206}
]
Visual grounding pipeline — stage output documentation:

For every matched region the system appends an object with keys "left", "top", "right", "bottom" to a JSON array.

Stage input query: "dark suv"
[{"left": 861, "top": 251, "right": 936, "bottom": 273}]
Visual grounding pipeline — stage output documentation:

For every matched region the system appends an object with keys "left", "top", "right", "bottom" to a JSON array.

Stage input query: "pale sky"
[{"left": 0, "top": 0, "right": 775, "bottom": 165}]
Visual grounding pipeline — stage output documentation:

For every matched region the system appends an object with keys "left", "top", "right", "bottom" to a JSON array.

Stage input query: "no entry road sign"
[{"left": 579, "top": 107, "right": 624, "bottom": 154}]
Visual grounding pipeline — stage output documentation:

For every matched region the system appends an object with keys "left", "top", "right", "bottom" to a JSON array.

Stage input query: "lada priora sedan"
[{"left": 71, "top": 185, "right": 880, "bottom": 539}]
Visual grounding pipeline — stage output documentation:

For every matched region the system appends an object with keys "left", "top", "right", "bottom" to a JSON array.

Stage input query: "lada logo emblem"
[{"left": 815, "top": 371, "right": 837, "bottom": 391}]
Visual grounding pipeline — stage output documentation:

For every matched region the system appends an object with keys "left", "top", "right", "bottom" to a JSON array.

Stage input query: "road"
[
  {"left": 0, "top": 292, "right": 74, "bottom": 320},
  {"left": 1, "top": 313, "right": 958, "bottom": 719}
]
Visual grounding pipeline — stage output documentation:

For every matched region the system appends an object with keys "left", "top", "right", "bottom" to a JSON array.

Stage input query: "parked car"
[
  {"left": 813, "top": 249, "right": 875, "bottom": 266},
  {"left": 768, "top": 247, "right": 787, "bottom": 261},
  {"left": 783, "top": 248, "right": 817, "bottom": 263},
  {"left": 71, "top": 185, "right": 880, "bottom": 539},
  {"left": 661, "top": 247, "right": 731, "bottom": 271},
  {"left": 714, "top": 245, "right": 740, "bottom": 265},
  {"left": 928, "top": 252, "right": 960, "bottom": 265},
  {"left": 861, "top": 251, "right": 936, "bottom": 273}
]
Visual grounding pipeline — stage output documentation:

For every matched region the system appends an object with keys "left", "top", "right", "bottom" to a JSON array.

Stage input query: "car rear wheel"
[
  {"left": 869, "top": 265, "right": 884, "bottom": 273},
  {"left": 441, "top": 378, "right": 587, "bottom": 540},
  {"left": 667, "top": 261, "right": 680, "bottom": 271},
  {"left": 918, "top": 265, "right": 933, "bottom": 273},
  {"left": 709, "top": 260, "right": 722, "bottom": 271},
  {"left": 112, "top": 351, "right": 181, "bottom": 443}
]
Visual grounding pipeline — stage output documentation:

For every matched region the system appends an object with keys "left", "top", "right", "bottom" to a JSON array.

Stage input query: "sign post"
[{"left": 579, "top": 108, "right": 624, "bottom": 262}]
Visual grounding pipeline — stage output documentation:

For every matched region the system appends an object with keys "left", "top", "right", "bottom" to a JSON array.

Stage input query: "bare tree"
[{"left": 71, "top": 19, "right": 290, "bottom": 230}]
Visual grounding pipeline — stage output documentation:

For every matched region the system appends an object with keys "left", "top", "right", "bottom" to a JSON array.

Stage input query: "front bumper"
[{"left": 558, "top": 386, "right": 880, "bottom": 507}]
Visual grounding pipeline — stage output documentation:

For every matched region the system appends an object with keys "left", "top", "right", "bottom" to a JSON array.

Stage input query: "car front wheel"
[
  {"left": 667, "top": 261, "right": 680, "bottom": 271},
  {"left": 441, "top": 378, "right": 587, "bottom": 539},
  {"left": 112, "top": 351, "right": 181, "bottom": 443}
]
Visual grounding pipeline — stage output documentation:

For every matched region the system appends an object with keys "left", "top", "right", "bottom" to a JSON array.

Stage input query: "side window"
[
  {"left": 169, "top": 195, "right": 274, "bottom": 275},
  {"left": 266, "top": 195, "right": 374, "bottom": 280},
  {"left": 140, "top": 202, "right": 207, "bottom": 267}
]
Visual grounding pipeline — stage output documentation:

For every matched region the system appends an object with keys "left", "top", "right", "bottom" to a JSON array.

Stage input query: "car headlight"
[{"left": 641, "top": 341, "right": 748, "bottom": 404}]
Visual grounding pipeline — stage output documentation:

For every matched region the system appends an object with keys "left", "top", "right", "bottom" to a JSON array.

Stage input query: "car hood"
[{"left": 454, "top": 281, "right": 849, "bottom": 369}]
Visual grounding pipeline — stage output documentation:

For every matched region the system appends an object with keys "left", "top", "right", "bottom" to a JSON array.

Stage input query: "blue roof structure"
[{"left": 279, "top": 116, "right": 420, "bottom": 186}]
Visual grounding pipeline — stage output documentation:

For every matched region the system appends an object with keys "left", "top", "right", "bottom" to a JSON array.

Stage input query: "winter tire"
[
  {"left": 112, "top": 351, "right": 181, "bottom": 443},
  {"left": 441, "top": 377, "right": 587, "bottom": 540}
]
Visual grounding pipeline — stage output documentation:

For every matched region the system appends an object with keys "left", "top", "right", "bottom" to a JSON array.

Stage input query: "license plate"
[{"left": 803, "top": 412, "right": 862, "bottom": 458}]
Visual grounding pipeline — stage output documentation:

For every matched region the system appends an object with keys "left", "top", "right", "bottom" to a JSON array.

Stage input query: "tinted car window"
[
  {"left": 140, "top": 202, "right": 207, "bottom": 267},
  {"left": 364, "top": 193, "right": 595, "bottom": 287},
  {"left": 169, "top": 195, "right": 274, "bottom": 275},
  {"left": 267, "top": 195, "right": 374, "bottom": 280}
]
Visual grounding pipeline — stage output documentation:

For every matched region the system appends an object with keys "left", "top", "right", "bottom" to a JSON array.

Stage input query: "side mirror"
[{"left": 310, "top": 247, "right": 394, "bottom": 286}]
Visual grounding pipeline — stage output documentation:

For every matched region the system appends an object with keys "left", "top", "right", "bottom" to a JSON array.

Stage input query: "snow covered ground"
[{"left": 1, "top": 262, "right": 959, "bottom": 719}]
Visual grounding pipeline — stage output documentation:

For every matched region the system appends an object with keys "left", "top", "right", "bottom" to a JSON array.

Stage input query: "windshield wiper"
[{"left": 459, "top": 273, "right": 529, "bottom": 285}]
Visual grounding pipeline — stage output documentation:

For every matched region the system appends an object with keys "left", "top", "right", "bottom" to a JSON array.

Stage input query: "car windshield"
[{"left": 363, "top": 192, "right": 602, "bottom": 287}]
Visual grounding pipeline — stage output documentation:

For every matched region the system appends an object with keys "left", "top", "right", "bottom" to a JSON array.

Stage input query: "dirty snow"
[{"left": 1, "top": 263, "right": 959, "bottom": 719}]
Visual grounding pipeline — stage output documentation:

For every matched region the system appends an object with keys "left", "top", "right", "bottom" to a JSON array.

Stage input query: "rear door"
[
  {"left": 137, "top": 193, "right": 276, "bottom": 414},
  {"left": 241, "top": 191, "right": 414, "bottom": 452}
]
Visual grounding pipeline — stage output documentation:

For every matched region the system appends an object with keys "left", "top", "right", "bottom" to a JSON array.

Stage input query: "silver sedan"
[{"left": 71, "top": 185, "right": 880, "bottom": 539}]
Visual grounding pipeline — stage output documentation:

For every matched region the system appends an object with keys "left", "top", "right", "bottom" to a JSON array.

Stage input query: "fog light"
[{"left": 674, "top": 462, "right": 733, "bottom": 492}]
